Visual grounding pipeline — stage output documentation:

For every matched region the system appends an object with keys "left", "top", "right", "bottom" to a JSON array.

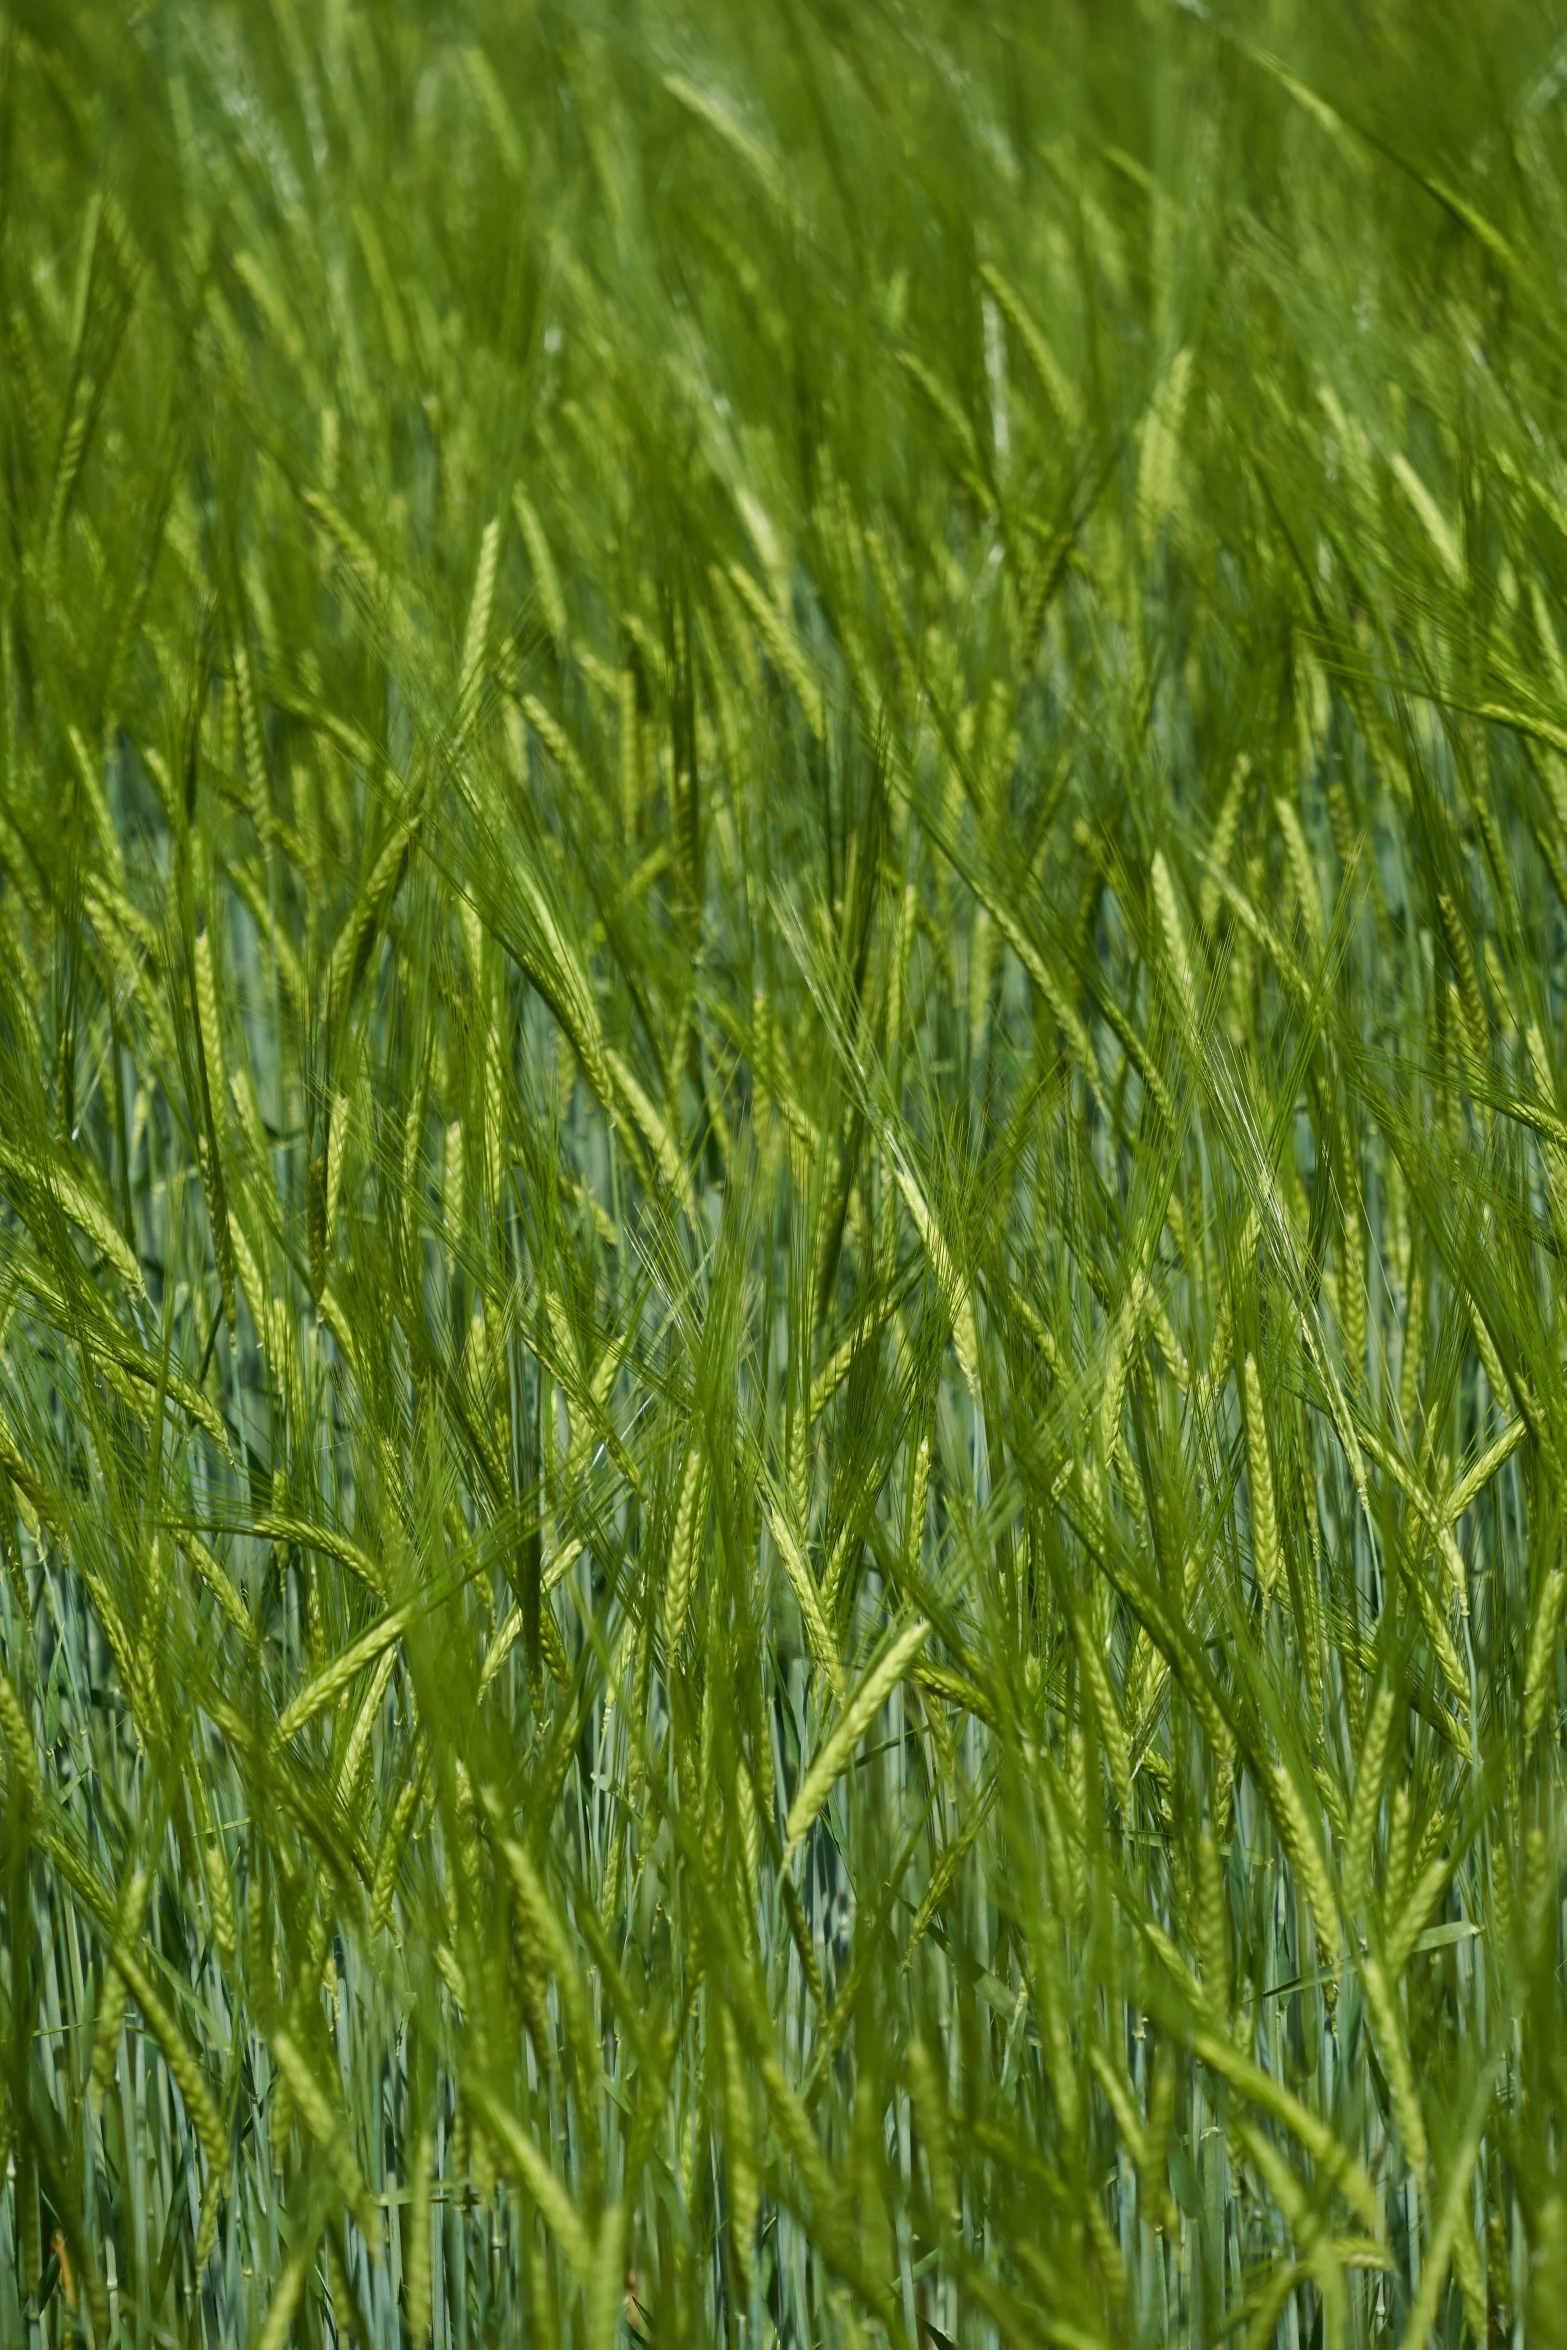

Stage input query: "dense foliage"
[{"left": 5, "top": 2, "right": 1567, "bottom": 2343}]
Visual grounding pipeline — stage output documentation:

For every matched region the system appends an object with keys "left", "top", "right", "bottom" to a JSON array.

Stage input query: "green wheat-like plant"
[{"left": 3, "top": 3, "right": 1567, "bottom": 2345}]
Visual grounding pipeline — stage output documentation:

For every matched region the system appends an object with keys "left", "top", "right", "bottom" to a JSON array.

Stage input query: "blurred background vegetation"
[{"left": 5, "top": 1, "right": 1567, "bottom": 2344}]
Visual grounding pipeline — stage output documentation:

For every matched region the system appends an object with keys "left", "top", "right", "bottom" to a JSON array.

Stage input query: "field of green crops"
[{"left": 6, "top": 2, "right": 1567, "bottom": 2343}]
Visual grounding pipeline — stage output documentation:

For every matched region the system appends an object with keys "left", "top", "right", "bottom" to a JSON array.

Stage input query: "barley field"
[{"left": 3, "top": 3, "right": 1567, "bottom": 2345}]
